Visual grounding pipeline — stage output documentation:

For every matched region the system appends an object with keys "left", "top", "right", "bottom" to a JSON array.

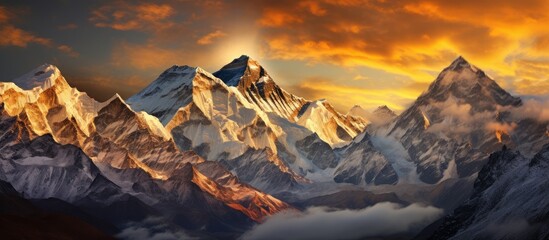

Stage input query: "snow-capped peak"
[
  {"left": 432, "top": 56, "right": 488, "bottom": 88},
  {"left": 104, "top": 93, "right": 125, "bottom": 106},
  {"left": 348, "top": 105, "right": 369, "bottom": 118},
  {"left": 12, "top": 63, "right": 67, "bottom": 91},
  {"left": 415, "top": 56, "right": 521, "bottom": 110},
  {"left": 374, "top": 105, "right": 396, "bottom": 116},
  {"left": 213, "top": 55, "right": 264, "bottom": 87}
]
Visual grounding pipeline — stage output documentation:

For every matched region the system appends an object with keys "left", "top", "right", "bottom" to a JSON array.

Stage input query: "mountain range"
[{"left": 0, "top": 55, "right": 548, "bottom": 239}]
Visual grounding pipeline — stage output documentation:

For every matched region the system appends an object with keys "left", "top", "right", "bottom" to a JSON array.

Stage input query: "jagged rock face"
[
  {"left": 87, "top": 95, "right": 200, "bottom": 178},
  {"left": 334, "top": 133, "right": 398, "bottom": 185},
  {"left": 296, "top": 100, "right": 367, "bottom": 145},
  {"left": 0, "top": 65, "right": 100, "bottom": 143},
  {"left": 0, "top": 64, "right": 293, "bottom": 231},
  {"left": 416, "top": 56, "right": 522, "bottom": 111},
  {"left": 0, "top": 108, "right": 93, "bottom": 201},
  {"left": 130, "top": 64, "right": 281, "bottom": 159},
  {"left": 214, "top": 55, "right": 307, "bottom": 122},
  {"left": 214, "top": 55, "right": 367, "bottom": 146},
  {"left": 127, "top": 65, "right": 195, "bottom": 125},
  {"left": 295, "top": 134, "right": 338, "bottom": 170},
  {"left": 218, "top": 148, "right": 306, "bottom": 193},
  {"left": 348, "top": 105, "right": 397, "bottom": 126},
  {"left": 0, "top": 104, "right": 100, "bottom": 202},
  {"left": 126, "top": 56, "right": 373, "bottom": 193},
  {"left": 0, "top": 65, "right": 203, "bottom": 180},
  {"left": 129, "top": 62, "right": 314, "bottom": 193},
  {"left": 384, "top": 57, "right": 548, "bottom": 184},
  {"left": 192, "top": 162, "right": 292, "bottom": 222},
  {"left": 372, "top": 105, "right": 397, "bottom": 123},
  {"left": 428, "top": 145, "right": 549, "bottom": 240}
]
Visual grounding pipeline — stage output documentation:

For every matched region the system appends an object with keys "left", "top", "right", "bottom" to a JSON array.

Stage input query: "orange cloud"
[
  {"left": 299, "top": 1, "right": 327, "bottom": 16},
  {"left": 90, "top": 2, "right": 174, "bottom": 31},
  {"left": 254, "top": 0, "right": 549, "bottom": 108},
  {"left": 259, "top": 9, "right": 303, "bottom": 27},
  {"left": 0, "top": 6, "right": 9, "bottom": 23},
  {"left": 0, "top": 25, "right": 52, "bottom": 47},
  {"left": 0, "top": 5, "right": 78, "bottom": 58},
  {"left": 197, "top": 30, "right": 226, "bottom": 45}
]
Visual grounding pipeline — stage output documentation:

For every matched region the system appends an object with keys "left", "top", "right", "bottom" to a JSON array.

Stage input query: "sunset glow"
[{"left": 1, "top": 1, "right": 549, "bottom": 112}]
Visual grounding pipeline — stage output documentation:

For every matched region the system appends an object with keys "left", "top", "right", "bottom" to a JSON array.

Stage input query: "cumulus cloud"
[
  {"left": 117, "top": 217, "right": 195, "bottom": 240},
  {"left": 240, "top": 202, "right": 443, "bottom": 240}
]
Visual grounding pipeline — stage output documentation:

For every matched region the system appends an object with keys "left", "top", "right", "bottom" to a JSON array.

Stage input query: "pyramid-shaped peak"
[
  {"left": 373, "top": 105, "right": 393, "bottom": 113},
  {"left": 374, "top": 105, "right": 397, "bottom": 117},
  {"left": 214, "top": 55, "right": 265, "bottom": 87},
  {"left": 447, "top": 56, "right": 477, "bottom": 72},
  {"left": 234, "top": 55, "right": 250, "bottom": 62},
  {"left": 103, "top": 93, "right": 130, "bottom": 109},
  {"left": 416, "top": 56, "right": 522, "bottom": 110},
  {"left": 12, "top": 63, "right": 66, "bottom": 90},
  {"left": 221, "top": 55, "right": 254, "bottom": 69},
  {"left": 452, "top": 55, "right": 469, "bottom": 65},
  {"left": 376, "top": 105, "right": 391, "bottom": 111}
]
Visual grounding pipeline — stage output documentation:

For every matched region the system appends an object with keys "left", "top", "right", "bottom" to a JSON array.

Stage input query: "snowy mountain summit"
[
  {"left": 417, "top": 56, "right": 522, "bottom": 111},
  {"left": 1, "top": 55, "right": 549, "bottom": 239},
  {"left": 12, "top": 64, "right": 64, "bottom": 90}
]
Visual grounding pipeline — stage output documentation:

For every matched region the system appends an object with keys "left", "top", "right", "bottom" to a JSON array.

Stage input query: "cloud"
[
  {"left": 299, "top": 1, "right": 327, "bottom": 16},
  {"left": 252, "top": 0, "right": 549, "bottom": 104},
  {"left": 240, "top": 202, "right": 443, "bottom": 240},
  {"left": 57, "top": 45, "right": 79, "bottom": 57},
  {"left": 90, "top": 2, "right": 175, "bottom": 32},
  {"left": 0, "top": 5, "right": 78, "bottom": 57},
  {"left": 197, "top": 30, "right": 226, "bottom": 45},
  {"left": 510, "top": 98, "right": 549, "bottom": 122},
  {"left": 0, "top": 25, "right": 53, "bottom": 47},
  {"left": 485, "top": 122, "right": 517, "bottom": 134},
  {"left": 6, "top": 1, "right": 549, "bottom": 112},
  {"left": 258, "top": 9, "right": 303, "bottom": 27},
  {"left": 513, "top": 60, "right": 549, "bottom": 95},
  {"left": 0, "top": 5, "right": 9, "bottom": 23},
  {"left": 0, "top": 7, "right": 52, "bottom": 48},
  {"left": 117, "top": 217, "right": 195, "bottom": 240}
]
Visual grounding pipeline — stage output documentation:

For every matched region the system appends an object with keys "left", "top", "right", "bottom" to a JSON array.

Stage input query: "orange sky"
[{"left": 1, "top": 0, "right": 549, "bottom": 112}]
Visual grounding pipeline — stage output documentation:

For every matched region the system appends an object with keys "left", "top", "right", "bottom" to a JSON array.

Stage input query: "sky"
[{"left": 1, "top": 0, "right": 549, "bottom": 113}]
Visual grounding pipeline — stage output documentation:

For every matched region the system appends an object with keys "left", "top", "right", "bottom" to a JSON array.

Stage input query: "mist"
[{"left": 241, "top": 202, "right": 443, "bottom": 240}]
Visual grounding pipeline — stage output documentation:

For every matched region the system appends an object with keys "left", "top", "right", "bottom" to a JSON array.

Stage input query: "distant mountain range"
[{"left": 1, "top": 55, "right": 548, "bottom": 239}]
